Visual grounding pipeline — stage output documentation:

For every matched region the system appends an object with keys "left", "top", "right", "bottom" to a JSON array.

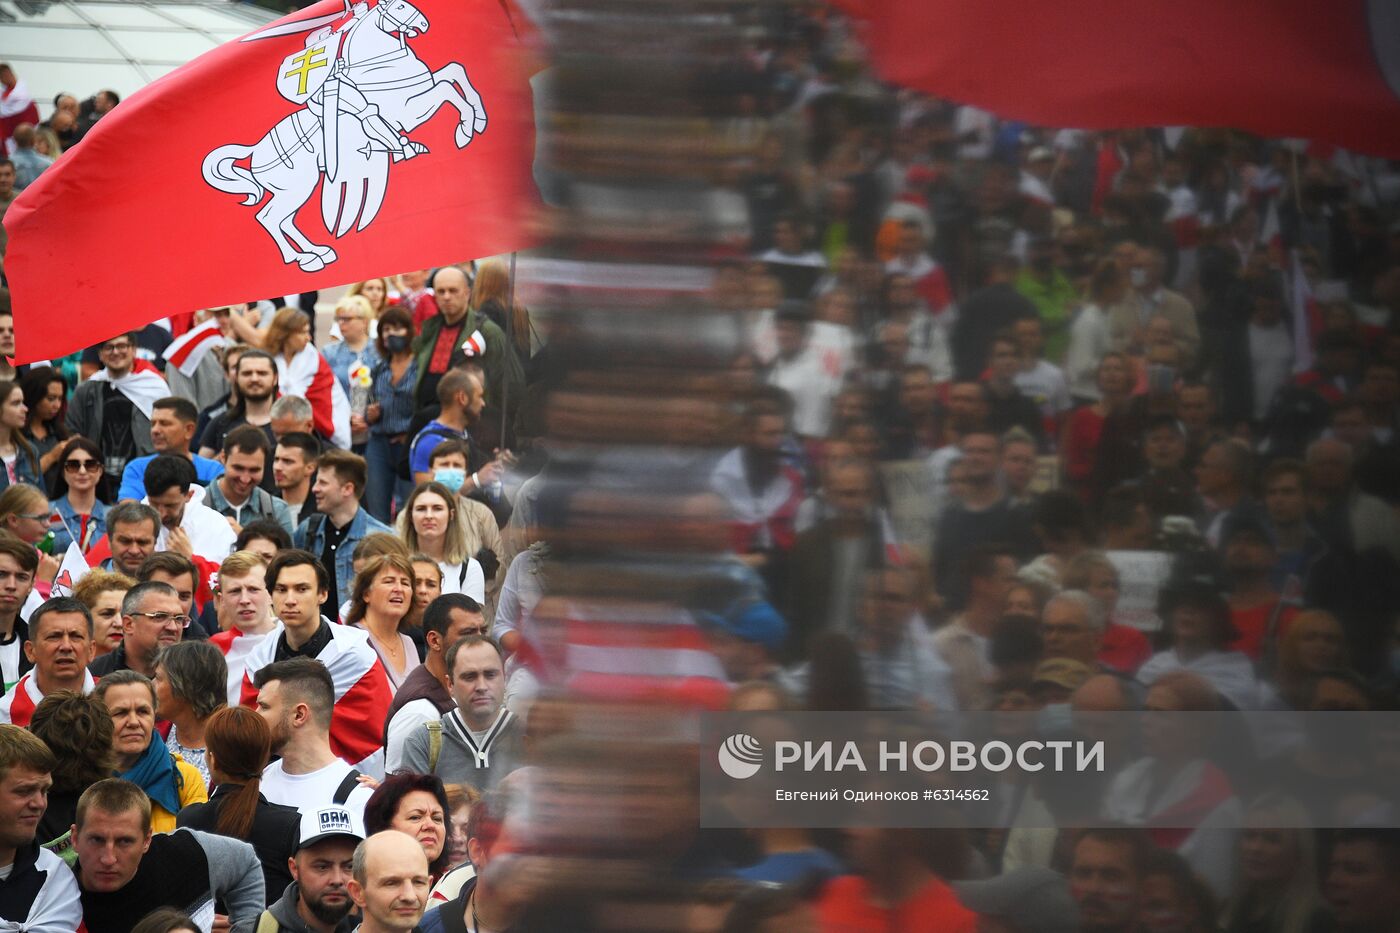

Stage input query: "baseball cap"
[
  {"left": 699, "top": 601, "right": 788, "bottom": 655},
  {"left": 1031, "top": 658, "right": 1095, "bottom": 693},
  {"left": 297, "top": 805, "right": 366, "bottom": 851}
]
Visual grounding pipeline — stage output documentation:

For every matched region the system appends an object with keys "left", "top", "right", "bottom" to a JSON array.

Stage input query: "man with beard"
[
  {"left": 1069, "top": 828, "right": 1149, "bottom": 933},
  {"left": 259, "top": 804, "right": 364, "bottom": 932},
  {"left": 709, "top": 398, "right": 805, "bottom": 591},
  {"left": 199, "top": 350, "right": 280, "bottom": 480},
  {"left": 252, "top": 657, "right": 376, "bottom": 820}
]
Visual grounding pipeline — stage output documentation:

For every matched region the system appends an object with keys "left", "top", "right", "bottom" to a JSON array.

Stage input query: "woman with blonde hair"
[
  {"left": 74, "top": 569, "right": 137, "bottom": 658},
  {"left": 1221, "top": 794, "right": 1329, "bottom": 933},
  {"left": 0, "top": 483, "right": 61, "bottom": 582},
  {"left": 344, "top": 553, "right": 421, "bottom": 689},
  {"left": 470, "top": 260, "right": 532, "bottom": 357},
  {"left": 1062, "top": 549, "right": 1153, "bottom": 674},
  {"left": 348, "top": 277, "right": 395, "bottom": 318},
  {"left": 324, "top": 295, "right": 381, "bottom": 395},
  {"left": 1274, "top": 611, "right": 1348, "bottom": 709},
  {"left": 396, "top": 481, "right": 485, "bottom": 602}
]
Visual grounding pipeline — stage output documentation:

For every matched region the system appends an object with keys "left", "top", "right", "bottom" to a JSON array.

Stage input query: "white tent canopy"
[{"left": 0, "top": 0, "right": 276, "bottom": 119}]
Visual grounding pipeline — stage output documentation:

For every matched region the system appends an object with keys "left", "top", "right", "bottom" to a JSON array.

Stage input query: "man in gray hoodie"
[
  {"left": 400, "top": 636, "right": 523, "bottom": 790},
  {"left": 259, "top": 804, "right": 365, "bottom": 933}
]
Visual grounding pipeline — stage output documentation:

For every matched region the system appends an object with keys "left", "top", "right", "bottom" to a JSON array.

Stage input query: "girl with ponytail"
[{"left": 175, "top": 705, "right": 301, "bottom": 905}]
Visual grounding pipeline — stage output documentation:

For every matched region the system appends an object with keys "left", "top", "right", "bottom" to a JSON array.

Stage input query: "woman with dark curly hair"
[
  {"left": 29, "top": 689, "right": 115, "bottom": 860},
  {"left": 364, "top": 771, "right": 453, "bottom": 880}
]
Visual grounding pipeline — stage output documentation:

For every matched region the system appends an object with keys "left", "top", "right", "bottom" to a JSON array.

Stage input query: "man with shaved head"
[
  {"left": 413, "top": 266, "right": 522, "bottom": 411},
  {"left": 348, "top": 831, "right": 430, "bottom": 933}
]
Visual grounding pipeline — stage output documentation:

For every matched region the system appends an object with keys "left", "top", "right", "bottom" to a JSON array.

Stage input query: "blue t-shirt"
[
  {"left": 119, "top": 453, "right": 225, "bottom": 501},
  {"left": 408, "top": 420, "right": 465, "bottom": 477}
]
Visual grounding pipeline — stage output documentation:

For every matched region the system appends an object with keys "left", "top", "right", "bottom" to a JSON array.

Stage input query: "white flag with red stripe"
[
  {"left": 459, "top": 329, "right": 487, "bottom": 357},
  {"left": 50, "top": 542, "right": 90, "bottom": 599},
  {"left": 87, "top": 360, "right": 169, "bottom": 419},
  {"left": 211, "top": 626, "right": 272, "bottom": 706},
  {"left": 164, "top": 317, "right": 227, "bottom": 377},
  {"left": 522, "top": 601, "right": 729, "bottom": 709},
  {"left": 0, "top": 669, "right": 94, "bottom": 727},
  {"left": 239, "top": 619, "right": 393, "bottom": 777},
  {"left": 279, "top": 344, "right": 351, "bottom": 449}
]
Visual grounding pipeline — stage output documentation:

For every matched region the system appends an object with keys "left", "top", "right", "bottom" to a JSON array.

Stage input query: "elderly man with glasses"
[
  {"left": 89, "top": 580, "right": 192, "bottom": 679},
  {"left": 67, "top": 332, "right": 170, "bottom": 486}
]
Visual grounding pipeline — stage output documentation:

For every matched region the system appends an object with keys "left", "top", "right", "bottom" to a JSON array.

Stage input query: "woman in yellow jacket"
[{"left": 96, "top": 669, "right": 208, "bottom": 832}]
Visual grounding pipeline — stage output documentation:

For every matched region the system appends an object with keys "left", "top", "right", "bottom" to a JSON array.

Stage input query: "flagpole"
[{"left": 502, "top": 250, "right": 517, "bottom": 445}]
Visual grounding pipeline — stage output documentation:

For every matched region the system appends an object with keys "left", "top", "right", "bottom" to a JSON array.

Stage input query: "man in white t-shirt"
[
  {"left": 254, "top": 657, "right": 373, "bottom": 821},
  {"left": 768, "top": 303, "right": 839, "bottom": 441},
  {"left": 1011, "top": 316, "right": 1071, "bottom": 430},
  {"left": 143, "top": 455, "right": 238, "bottom": 564}
]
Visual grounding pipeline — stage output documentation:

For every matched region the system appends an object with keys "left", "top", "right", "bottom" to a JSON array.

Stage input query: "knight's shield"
[{"left": 277, "top": 38, "right": 337, "bottom": 105}]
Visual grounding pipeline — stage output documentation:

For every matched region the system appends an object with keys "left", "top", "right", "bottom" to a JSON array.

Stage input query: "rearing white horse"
[{"left": 202, "top": 0, "right": 488, "bottom": 271}]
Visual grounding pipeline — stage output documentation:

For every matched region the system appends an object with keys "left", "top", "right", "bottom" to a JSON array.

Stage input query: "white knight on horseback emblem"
[{"left": 202, "top": 0, "right": 488, "bottom": 271}]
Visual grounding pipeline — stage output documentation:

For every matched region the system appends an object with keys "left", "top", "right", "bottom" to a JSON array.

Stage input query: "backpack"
[
  {"left": 425, "top": 719, "right": 444, "bottom": 772},
  {"left": 398, "top": 423, "right": 462, "bottom": 481},
  {"left": 333, "top": 769, "right": 363, "bottom": 805}
]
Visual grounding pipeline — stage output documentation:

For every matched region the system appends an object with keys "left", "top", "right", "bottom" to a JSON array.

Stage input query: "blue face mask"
[{"left": 434, "top": 468, "right": 466, "bottom": 493}]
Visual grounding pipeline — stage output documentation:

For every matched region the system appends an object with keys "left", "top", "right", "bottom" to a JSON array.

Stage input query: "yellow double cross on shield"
[{"left": 283, "top": 46, "right": 330, "bottom": 97}]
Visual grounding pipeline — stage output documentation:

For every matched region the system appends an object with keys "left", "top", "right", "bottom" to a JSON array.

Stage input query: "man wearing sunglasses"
[
  {"left": 67, "top": 333, "right": 169, "bottom": 487},
  {"left": 89, "top": 580, "right": 189, "bottom": 678}
]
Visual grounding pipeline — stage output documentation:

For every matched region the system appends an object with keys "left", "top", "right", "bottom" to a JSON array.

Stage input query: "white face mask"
[{"left": 1129, "top": 268, "right": 1149, "bottom": 288}]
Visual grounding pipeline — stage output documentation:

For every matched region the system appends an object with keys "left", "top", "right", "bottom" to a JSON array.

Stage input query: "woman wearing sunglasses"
[{"left": 48, "top": 437, "right": 108, "bottom": 555}]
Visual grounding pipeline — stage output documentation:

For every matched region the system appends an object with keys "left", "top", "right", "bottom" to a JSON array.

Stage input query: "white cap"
[{"left": 297, "top": 805, "right": 365, "bottom": 850}]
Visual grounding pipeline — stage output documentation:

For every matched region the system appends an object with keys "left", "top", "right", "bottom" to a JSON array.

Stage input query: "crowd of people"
[{"left": 3, "top": 0, "right": 1400, "bottom": 928}]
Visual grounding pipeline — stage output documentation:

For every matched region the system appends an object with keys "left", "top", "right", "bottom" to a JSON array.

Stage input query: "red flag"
[
  {"left": 4, "top": 0, "right": 538, "bottom": 362},
  {"left": 849, "top": 0, "right": 1400, "bottom": 158}
]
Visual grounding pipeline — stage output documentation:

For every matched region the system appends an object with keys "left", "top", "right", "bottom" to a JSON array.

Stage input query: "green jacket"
[{"left": 413, "top": 308, "right": 524, "bottom": 410}]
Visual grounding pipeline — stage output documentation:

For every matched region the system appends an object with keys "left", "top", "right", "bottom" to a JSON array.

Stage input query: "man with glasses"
[
  {"left": 137, "top": 552, "right": 210, "bottom": 641},
  {"left": 118, "top": 397, "right": 225, "bottom": 503},
  {"left": 384, "top": 594, "right": 487, "bottom": 772},
  {"left": 68, "top": 332, "right": 170, "bottom": 486},
  {"left": 89, "top": 580, "right": 189, "bottom": 678}
]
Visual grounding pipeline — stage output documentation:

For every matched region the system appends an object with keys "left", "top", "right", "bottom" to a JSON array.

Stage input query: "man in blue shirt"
[
  {"left": 407, "top": 369, "right": 482, "bottom": 486},
  {"left": 119, "top": 397, "right": 224, "bottom": 502}
]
